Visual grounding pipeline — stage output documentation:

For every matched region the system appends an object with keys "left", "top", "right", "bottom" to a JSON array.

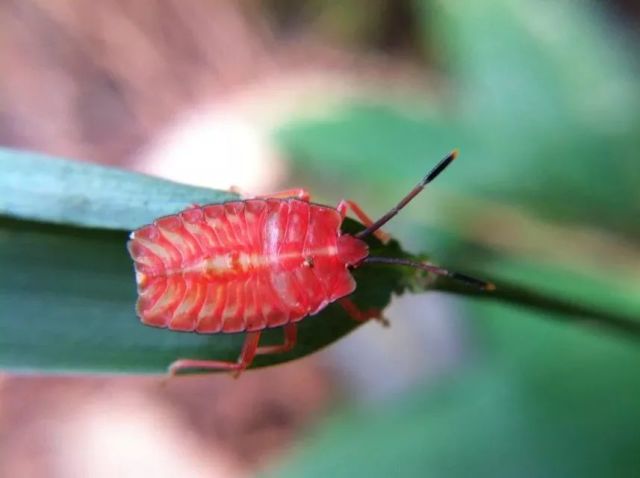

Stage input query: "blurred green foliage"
[
  {"left": 279, "top": 1, "right": 640, "bottom": 236},
  {"left": 272, "top": 0, "right": 640, "bottom": 476},
  {"left": 275, "top": 309, "right": 640, "bottom": 477}
]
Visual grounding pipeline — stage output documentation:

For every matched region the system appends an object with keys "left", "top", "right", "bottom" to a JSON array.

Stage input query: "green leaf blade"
[{"left": 0, "top": 147, "right": 237, "bottom": 230}]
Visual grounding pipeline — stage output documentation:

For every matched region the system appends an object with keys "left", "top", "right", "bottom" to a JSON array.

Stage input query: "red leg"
[
  {"left": 339, "top": 298, "right": 389, "bottom": 327},
  {"left": 168, "top": 331, "right": 261, "bottom": 376},
  {"left": 337, "top": 199, "right": 391, "bottom": 243},
  {"left": 258, "top": 188, "right": 310, "bottom": 201},
  {"left": 256, "top": 323, "right": 297, "bottom": 355},
  {"left": 229, "top": 187, "right": 310, "bottom": 201}
]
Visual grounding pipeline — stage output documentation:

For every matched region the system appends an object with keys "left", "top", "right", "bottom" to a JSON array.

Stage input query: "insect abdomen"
[{"left": 127, "top": 199, "right": 359, "bottom": 333}]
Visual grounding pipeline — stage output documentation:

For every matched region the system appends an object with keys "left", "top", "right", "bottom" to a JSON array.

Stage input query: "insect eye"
[{"left": 303, "top": 256, "right": 314, "bottom": 268}]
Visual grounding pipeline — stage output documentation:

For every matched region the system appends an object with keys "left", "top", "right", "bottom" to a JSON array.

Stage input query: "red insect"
[{"left": 127, "top": 150, "right": 493, "bottom": 375}]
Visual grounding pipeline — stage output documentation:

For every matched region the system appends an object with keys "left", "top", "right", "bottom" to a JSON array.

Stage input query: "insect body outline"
[{"left": 127, "top": 150, "right": 493, "bottom": 375}]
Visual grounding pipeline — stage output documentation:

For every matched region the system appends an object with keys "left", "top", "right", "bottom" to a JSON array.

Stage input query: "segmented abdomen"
[{"left": 127, "top": 199, "right": 357, "bottom": 333}]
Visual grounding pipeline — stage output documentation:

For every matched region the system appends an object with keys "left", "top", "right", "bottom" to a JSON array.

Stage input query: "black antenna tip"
[
  {"left": 424, "top": 149, "right": 458, "bottom": 184},
  {"left": 449, "top": 271, "right": 495, "bottom": 291}
]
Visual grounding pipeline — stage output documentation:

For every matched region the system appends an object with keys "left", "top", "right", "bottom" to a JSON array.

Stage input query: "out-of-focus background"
[{"left": 1, "top": 1, "right": 640, "bottom": 477}]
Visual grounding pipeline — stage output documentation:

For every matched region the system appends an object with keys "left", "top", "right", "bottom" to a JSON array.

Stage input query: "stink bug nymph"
[{"left": 127, "top": 150, "right": 493, "bottom": 375}]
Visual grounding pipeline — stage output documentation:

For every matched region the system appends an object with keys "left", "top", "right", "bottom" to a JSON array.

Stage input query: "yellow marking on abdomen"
[{"left": 164, "top": 246, "right": 338, "bottom": 277}]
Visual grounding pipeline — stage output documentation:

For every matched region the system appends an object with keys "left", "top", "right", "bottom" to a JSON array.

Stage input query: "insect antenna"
[
  {"left": 355, "top": 149, "right": 458, "bottom": 240},
  {"left": 363, "top": 256, "right": 495, "bottom": 291}
]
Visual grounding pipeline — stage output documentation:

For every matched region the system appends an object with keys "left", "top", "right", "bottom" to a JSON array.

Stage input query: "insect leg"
[
  {"left": 168, "top": 331, "right": 261, "bottom": 376},
  {"left": 255, "top": 323, "right": 298, "bottom": 355},
  {"left": 255, "top": 189, "right": 311, "bottom": 201},
  {"left": 338, "top": 298, "right": 389, "bottom": 327},
  {"left": 336, "top": 200, "right": 391, "bottom": 243}
]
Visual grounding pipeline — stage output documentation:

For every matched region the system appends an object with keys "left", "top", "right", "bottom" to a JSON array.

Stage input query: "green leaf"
[
  {"left": 0, "top": 148, "right": 413, "bottom": 374},
  {"left": 277, "top": 103, "right": 455, "bottom": 183}
]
